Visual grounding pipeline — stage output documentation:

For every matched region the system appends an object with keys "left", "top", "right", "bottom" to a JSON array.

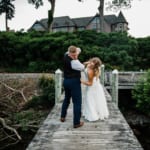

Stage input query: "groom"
[{"left": 60, "top": 45, "right": 84, "bottom": 128}]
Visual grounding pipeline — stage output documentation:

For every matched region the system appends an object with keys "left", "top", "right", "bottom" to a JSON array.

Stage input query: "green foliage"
[
  {"left": 136, "top": 37, "right": 150, "bottom": 70},
  {"left": 0, "top": 0, "right": 15, "bottom": 19},
  {"left": 13, "top": 109, "right": 47, "bottom": 131},
  {"left": 25, "top": 75, "right": 55, "bottom": 109},
  {"left": 0, "top": 31, "right": 150, "bottom": 72},
  {"left": 0, "top": 0, "right": 15, "bottom": 31},
  {"left": 38, "top": 75, "right": 55, "bottom": 104},
  {"left": 28, "top": 0, "right": 43, "bottom": 9},
  {"left": 132, "top": 70, "right": 150, "bottom": 115}
]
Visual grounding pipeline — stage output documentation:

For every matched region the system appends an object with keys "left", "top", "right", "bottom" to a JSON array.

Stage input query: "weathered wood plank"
[{"left": 26, "top": 89, "right": 143, "bottom": 150}]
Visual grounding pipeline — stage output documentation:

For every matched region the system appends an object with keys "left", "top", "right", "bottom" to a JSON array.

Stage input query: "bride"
[{"left": 81, "top": 57, "right": 109, "bottom": 121}]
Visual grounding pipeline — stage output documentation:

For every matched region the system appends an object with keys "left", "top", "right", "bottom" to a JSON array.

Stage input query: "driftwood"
[
  {"left": 0, "top": 81, "right": 27, "bottom": 102},
  {"left": 0, "top": 117, "right": 21, "bottom": 150},
  {"left": 0, "top": 118, "right": 21, "bottom": 140},
  {"left": 0, "top": 78, "right": 39, "bottom": 149}
]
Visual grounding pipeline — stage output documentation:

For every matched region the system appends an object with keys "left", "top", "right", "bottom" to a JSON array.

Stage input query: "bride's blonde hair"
[{"left": 90, "top": 57, "right": 102, "bottom": 79}]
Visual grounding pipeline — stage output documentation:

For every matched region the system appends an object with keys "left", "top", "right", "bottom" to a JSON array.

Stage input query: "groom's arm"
[{"left": 71, "top": 60, "right": 84, "bottom": 71}]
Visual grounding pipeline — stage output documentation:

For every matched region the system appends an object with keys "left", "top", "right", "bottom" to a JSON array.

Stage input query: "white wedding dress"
[{"left": 82, "top": 69, "right": 109, "bottom": 121}]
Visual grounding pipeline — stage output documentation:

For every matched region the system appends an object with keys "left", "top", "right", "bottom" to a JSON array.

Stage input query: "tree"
[
  {"left": 80, "top": 0, "right": 133, "bottom": 32},
  {"left": 0, "top": 0, "right": 15, "bottom": 31},
  {"left": 28, "top": 0, "right": 55, "bottom": 32},
  {"left": 98, "top": 0, "right": 133, "bottom": 32},
  {"left": 98, "top": 0, "right": 105, "bottom": 32}
]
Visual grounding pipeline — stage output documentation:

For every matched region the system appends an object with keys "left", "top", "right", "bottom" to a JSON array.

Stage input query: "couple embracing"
[{"left": 60, "top": 45, "right": 109, "bottom": 128}]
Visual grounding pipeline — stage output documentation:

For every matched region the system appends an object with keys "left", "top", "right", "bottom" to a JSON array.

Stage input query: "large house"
[{"left": 29, "top": 11, "right": 128, "bottom": 33}]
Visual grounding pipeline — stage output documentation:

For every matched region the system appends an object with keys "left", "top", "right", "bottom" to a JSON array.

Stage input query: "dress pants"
[{"left": 61, "top": 78, "right": 82, "bottom": 125}]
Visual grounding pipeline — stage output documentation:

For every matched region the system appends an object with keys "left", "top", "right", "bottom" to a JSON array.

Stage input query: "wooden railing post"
[
  {"left": 111, "top": 69, "right": 118, "bottom": 106},
  {"left": 100, "top": 64, "right": 105, "bottom": 86},
  {"left": 55, "top": 69, "right": 62, "bottom": 103}
]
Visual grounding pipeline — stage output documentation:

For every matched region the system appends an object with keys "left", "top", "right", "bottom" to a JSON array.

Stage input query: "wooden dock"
[{"left": 26, "top": 89, "right": 143, "bottom": 150}]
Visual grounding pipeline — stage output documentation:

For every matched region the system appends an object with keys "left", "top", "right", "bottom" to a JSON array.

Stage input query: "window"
[
  {"left": 118, "top": 23, "right": 123, "bottom": 31},
  {"left": 78, "top": 27, "right": 85, "bottom": 31},
  {"left": 65, "top": 21, "right": 69, "bottom": 26},
  {"left": 33, "top": 24, "right": 43, "bottom": 30},
  {"left": 53, "top": 23, "right": 58, "bottom": 27},
  {"left": 89, "top": 17, "right": 100, "bottom": 30}
]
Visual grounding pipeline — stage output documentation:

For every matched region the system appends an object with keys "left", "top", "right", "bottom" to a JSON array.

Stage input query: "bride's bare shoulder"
[{"left": 87, "top": 68, "right": 94, "bottom": 77}]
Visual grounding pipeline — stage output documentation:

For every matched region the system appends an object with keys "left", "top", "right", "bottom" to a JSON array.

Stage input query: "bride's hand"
[
  {"left": 80, "top": 79, "right": 87, "bottom": 85},
  {"left": 83, "top": 61, "right": 89, "bottom": 66},
  {"left": 80, "top": 79, "right": 85, "bottom": 84}
]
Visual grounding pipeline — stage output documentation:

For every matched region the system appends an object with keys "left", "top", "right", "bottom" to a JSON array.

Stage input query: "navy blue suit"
[{"left": 61, "top": 54, "right": 82, "bottom": 125}]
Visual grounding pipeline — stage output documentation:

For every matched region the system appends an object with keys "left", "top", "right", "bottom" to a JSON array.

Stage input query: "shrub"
[
  {"left": 1, "top": 31, "right": 150, "bottom": 72},
  {"left": 132, "top": 70, "right": 150, "bottom": 115},
  {"left": 25, "top": 75, "right": 55, "bottom": 109},
  {"left": 14, "top": 109, "right": 45, "bottom": 131}
]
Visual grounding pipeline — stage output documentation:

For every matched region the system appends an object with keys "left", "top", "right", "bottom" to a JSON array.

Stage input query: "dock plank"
[{"left": 26, "top": 89, "right": 143, "bottom": 150}]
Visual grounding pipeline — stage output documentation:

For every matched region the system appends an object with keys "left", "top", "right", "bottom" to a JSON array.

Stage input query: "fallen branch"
[
  {"left": 0, "top": 117, "right": 21, "bottom": 140},
  {"left": 0, "top": 81, "right": 27, "bottom": 102},
  {"left": 13, "top": 124, "right": 39, "bottom": 129}
]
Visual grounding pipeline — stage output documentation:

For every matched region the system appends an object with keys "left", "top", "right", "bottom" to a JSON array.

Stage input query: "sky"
[{"left": 0, "top": 0, "right": 150, "bottom": 38}]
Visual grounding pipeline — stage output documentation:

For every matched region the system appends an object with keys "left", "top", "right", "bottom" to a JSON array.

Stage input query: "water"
[{"left": 119, "top": 89, "right": 150, "bottom": 150}]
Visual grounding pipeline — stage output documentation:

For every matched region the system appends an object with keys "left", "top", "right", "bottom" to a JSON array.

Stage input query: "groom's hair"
[{"left": 68, "top": 45, "right": 77, "bottom": 53}]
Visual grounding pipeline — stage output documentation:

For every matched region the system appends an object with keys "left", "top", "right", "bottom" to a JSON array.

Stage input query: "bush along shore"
[{"left": 0, "top": 30, "right": 150, "bottom": 73}]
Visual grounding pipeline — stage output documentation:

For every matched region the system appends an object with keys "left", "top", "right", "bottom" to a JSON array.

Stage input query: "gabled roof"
[
  {"left": 104, "top": 15, "right": 118, "bottom": 24},
  {"left": 116, "top": 11, "right": 128, "bottom": 23},
  {"left": 102, "top": 12, "right": 128, "bottom": 25},
  {"left": 40, "top": 18, "right": 49, "bottom": 29},
  {"left": 28, "top": 20, "right": 48, "bottom": 31},
  {"left": 72, "top": 16, "right": 93, "bottom": 27},
  {"left": 52, "top": 16, "right": 75, "bottom": 28},
  {"left": 29, "top": 11, "right": 128, "bottom": 31}
]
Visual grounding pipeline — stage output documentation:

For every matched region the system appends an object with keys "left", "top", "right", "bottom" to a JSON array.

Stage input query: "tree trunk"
[
  {"left": 48, "top": 0, "right": 55, "bottom": 32},
  {"left": 5, "top": 13, "right": 8, "bottom": 31},
  {"left": 98, "top": 0, "right": 105, "bottom": 32}
]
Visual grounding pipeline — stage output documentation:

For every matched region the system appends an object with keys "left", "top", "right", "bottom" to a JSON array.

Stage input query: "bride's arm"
[{"left": 81, "top": 69, "right": 94, "bottom": 86}]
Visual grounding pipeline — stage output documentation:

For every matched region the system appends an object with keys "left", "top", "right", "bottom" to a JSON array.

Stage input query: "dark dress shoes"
[
  {"left": 74, "top": 122, "right": 84, "bottom": 128},
  {"left": 60, "top": 118, "right": 65, "bottom": 122}
]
